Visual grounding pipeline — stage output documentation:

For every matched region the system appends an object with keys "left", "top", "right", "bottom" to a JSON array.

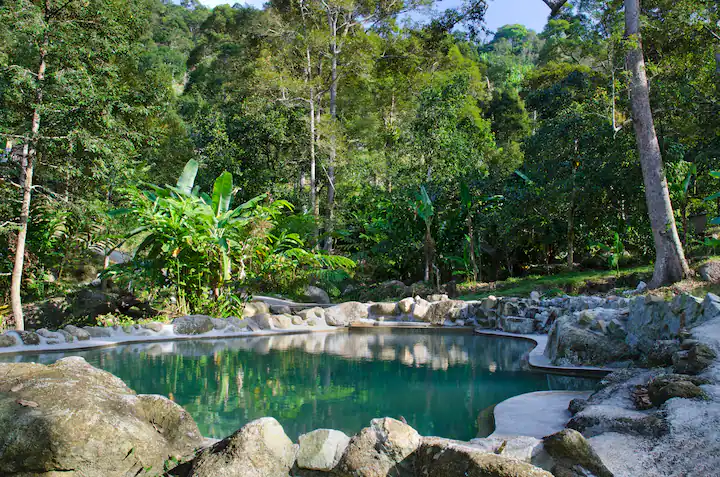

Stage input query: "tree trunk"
[
  {"left": 625, "top": 0, "right": 690, "bottom": 287},
  {"left": 567, "top": 142, "right": 578, "bottom": 269},
  {"left": 467, "top": 214, "right": 478, "bottom": 281},
  {"left": 324, "top": 10, "right": 338, "bottom": 252},
  {"left": 424, "top": 222, "right": 432, "bottom": 282},
  {"left": 309, "top": 90, "right": 319, "bottom": 244},
  {"left": 11, "top": 11, "right": 48, "bottom": 330}
]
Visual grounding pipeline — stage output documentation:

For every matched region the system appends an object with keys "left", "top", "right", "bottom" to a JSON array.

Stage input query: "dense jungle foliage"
[{"left": 1, "top": 0, "right": 719, "bottom": 323}]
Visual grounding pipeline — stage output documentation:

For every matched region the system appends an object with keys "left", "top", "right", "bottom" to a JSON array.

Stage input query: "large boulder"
[
  {"left": 252, "top": 313, "right": 275, "bottom": 330},
  {"left": 272, "top": 315, "right": 293, "bottom": 329},
  {"left": 647, "top": 374, "right": 708, "bottom": 407},
  {"left": 369, "top": 302, "right": 399, "bottom": 317},
  {"left": 423, "top": 300, "right": 463, "bottom": 325},
  {"left": 672, "top": 342, "right": 717, "bottom": 375},
  {"left": 325, "top": 302, "right": 368, "bottom": 327},
  {"left": 0, "top": 357, "right": 203, "bottom": 477},
  {"left": 302, "top": 286, "right": 331, "bottom": 304},
  {"left": 542, "top": 429, "right": 613, "bottom": 477},
  {"left": 171, "top": 417, "right": 297, "bottom": 477},
  {"left": 398, "top": 297, "right": 415, "bottom": 314},
  {"left": 545, "top": 315, "right": 633, "bottom": 365},
  {"left": 17, "top": 331, "right": 41, "bottom": 345},
  {"left": 0, "top": 332, "right": 18, "bottom": 347},
  {"left": 334, "top": 417, "right": 421, "bottom": 477},
  {"left": 415, "top": 437, "right": 553, "bottom": 477},
  {"left": 297, "top": 428, "right": 350, "bottom": 471},
  {"left": 500, "top": 316, "right": 535, "bottom": 334},
  {"left": 173, "top": 315, "right": 214, "bottom": 335},
  {"left": 63, "top": 324, "right": 90, "bottom": 341},
  {"left": 699, "top": 260, "right": 720, "bottom": 283}
]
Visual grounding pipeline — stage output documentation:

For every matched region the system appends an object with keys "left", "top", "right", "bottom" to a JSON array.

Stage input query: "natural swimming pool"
[{"left": 0, "top": 328, "right": 598, "bottom": 440}]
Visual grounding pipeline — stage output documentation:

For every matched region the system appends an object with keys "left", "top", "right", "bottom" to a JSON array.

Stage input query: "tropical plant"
[
  {"left": 415, "top": 185, "right": 435, "bottom": 284},
  {"left": 594, "top": 232, "right": 625, "bottom": 276},
  {"left": 108, "top": 160, "right": 354, "bottom": 315}
]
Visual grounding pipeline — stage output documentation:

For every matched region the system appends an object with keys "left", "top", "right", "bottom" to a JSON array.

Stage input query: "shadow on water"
[{"left": 0, "top": 329, "right": 598, "bottom": 440}]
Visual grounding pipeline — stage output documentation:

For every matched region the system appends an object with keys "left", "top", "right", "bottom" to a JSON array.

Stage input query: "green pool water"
[{"left": 1, "top": 329, "right": 597, "bottom": 440}]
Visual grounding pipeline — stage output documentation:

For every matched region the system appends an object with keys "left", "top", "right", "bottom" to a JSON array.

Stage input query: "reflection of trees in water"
[{"left": 5, "top": 331, "right": 597, "bottom": 440}]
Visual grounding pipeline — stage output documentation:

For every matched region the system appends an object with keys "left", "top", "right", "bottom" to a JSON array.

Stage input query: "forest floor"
[{"left": 458, "top": 257, "right": 720, "bottom": 300}]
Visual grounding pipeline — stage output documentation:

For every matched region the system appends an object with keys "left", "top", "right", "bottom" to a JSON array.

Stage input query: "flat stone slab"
[{"left": 491, "top": 390, "right": 592, "bottom": 439}]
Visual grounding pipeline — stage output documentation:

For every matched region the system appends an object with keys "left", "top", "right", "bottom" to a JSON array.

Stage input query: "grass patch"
[{"left": 457, "top": 265, "right": 653, "bottom": 301}]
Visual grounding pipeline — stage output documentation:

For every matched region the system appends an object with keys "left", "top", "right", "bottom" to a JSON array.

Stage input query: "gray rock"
[
  {"left": 542, "top": 429, "right": 613, "bottom": 477},
  {"left": 15, "top": 331, "right": 40, "bottom": 345},
  {"left": 173, "top": 315, "right": 214, "bottom": 335},
  {"left": 63, "top": 324, "right": 90, "bottom": 341},
  {"left": 297, "top": 429, "right": 350, "bottom": 471},
  {"left": 177, "top": 417, "right": 296, "bottom": 477},
  {"left": 647, "top": 375, "right": 709, "bottom": 406},
  {"left": 647, "top": 340, "right": 681, "bottom": 367},
  {"left": 57, "top": 329, "right": 75, "bottom": 343},
  {"left": 672, "top": 342, "right": 717, "bottom": 375},
  {"left": 302, "top": 286, "right": 331, "bottom": 304},
  {"left": 702, "top": 293, "right": 720, "bottom": 322},
  {"left": 424, "top": 300, "right": 463, "bottom": 325},
  {"left": 36, "top": 328, "right": 67, "bottom": 343},
  {"left": 0, "top": 332, "right": 18, "bottom": 347},
  {"left": 325, "top": 302, "right": 368, "bottom": 327},
  {"left": 369, "top": 302, "right": 398, "bottom": 317},
  {"left": 246, "top": 318, "right": 261, "bottom": 332},
  {"left": 501, "top": 316, "right": 535, "bottom": 334},
  {"left": 253, "top": 313, "right": 274, "bottom": 330},
  {"left": 0, "top": 357, "right": 203, "bottom": 477},
  {"left": 83, "top": 326, "right": 115, "bottom": 338},
  {"left": 271, "top": 305, "right": 293, "bottom": 315},
  {"left": 415, "top": 436, "right": 553, "bottom": 477},
  {"left": 335, "top": 417, "right": 420, "bottom": 477},
  {"left": 545, "top": 315, "right": 632, "bottom": 365},
  {"left": 292, "top": 315, "right": 304, "bottom": 325},
  {"left": 530, "top": 291, "right": 541, "bottom": 302},
  {"left": 468, "top": 435, "right": 553, "bottom": 470},
  {"left": 481, "top": 296, "right": 498, "bottom": 310},
  {"left": 210, "top": 318, "right": 228, "bottom": 330},
  {"left": 699, "top": 260, "right": 720, "bottom": 283}
]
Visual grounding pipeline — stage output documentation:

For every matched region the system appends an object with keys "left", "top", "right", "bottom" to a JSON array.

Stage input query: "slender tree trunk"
[
  {"left": 625, "top": 0, "right": 690, "bottom": 287},
  {"left": 424, "top": 222, "right": 432, "bottom": 282},
  {"left": 567, "top": 142, "right": 578, "bottom": 269},
  {"left": 309, "top": 91, "right": 318, "bottom": 244},
  {"left": 11, "top": 11, "right": 48, "bottom": 330},
  {"left": 467, "top": 214, "right": 478, "bottom": 281},
  {"left": 325, "top": 10, "right": 338, "bottom": 252}
]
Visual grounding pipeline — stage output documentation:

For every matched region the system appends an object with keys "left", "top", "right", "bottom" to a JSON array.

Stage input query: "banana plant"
[{"left": 107, "top": 160, "right": 353, "bottom": 314}]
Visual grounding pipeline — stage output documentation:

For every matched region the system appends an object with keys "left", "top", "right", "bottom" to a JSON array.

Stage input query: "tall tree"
[
  {"left": 1, "top": 0, "right": 163, "bottom": 328},
  {"left": 538, "top": 0, "right": 691, "bottom": 286}
]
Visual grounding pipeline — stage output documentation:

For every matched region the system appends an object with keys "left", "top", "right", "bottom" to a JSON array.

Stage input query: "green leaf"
[
  {"left": 176, "top": 159, "right": 199, "bottom": 196},
  {"left": 107, "top": 208, "right": 132, "bottom": 217},
  {"left": 212, "top": 171, "right": 233, "bottom": 216}
]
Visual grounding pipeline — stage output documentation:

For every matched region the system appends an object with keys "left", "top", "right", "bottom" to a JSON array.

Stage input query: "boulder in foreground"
[
  {"left": 0, "top": 357, "right": 203, "bottom": 477},
  {"left": 170, "top": 417, "right": 297, "bottom": 477}
]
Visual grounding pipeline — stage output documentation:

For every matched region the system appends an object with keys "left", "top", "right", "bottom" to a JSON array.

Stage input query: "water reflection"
[{"left": 1, "top": 329, "right": 597, "bottom": 440}]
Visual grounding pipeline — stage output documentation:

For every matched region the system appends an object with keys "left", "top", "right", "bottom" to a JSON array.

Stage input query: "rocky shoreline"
[{"left": 0, "top": 291, "right": 719, "bottom": 476}]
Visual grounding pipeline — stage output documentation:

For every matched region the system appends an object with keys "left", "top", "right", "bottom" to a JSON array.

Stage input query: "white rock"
[{"left": 297, "top": 429, "right": 350, "bottom": 471}]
